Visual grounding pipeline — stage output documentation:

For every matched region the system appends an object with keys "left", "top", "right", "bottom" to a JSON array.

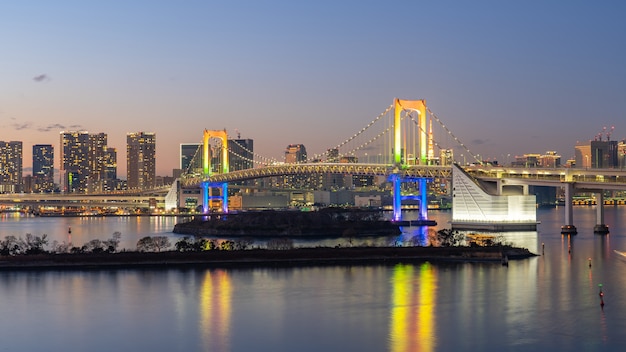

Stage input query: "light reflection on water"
[{"left": 1, "top": 207, "right": 626, "bottom": 350}]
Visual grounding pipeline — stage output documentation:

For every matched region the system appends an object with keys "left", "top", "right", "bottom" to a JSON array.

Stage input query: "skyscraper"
[
  {"left": 285, "top": 144, "right": 307, "bottom": 164},
  {"left": 60, "top": 131, "right": 90, "bottom": 192},
  {"left": 104, "top": 147, "right": 117, "bottom": 180},
  {"left": 127, "top": 132, "right": 156, "bottom": 190},
  {"left": 180, "top": 143, "right": 202, "bottom": 174},
  {"left": 89, "top": 132, "right": 108, "bottom": 181},
  {"left": 228, "top": 139, "right": 254, "bottom": 171},
  {"left": 0, "top": 141, "right": 23, "bottom": 193},
  {"left": 32, "top": 144, "right": 54, "bottom": 192},
  {"left": 60, "top": 131, "right": 116, "bottom": 193}
]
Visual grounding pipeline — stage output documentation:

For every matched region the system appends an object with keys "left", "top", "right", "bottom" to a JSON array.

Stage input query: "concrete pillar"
[
  {"left": 419, "top": 178, "right": 428, "bottom": 221},
  {"left": 561, "top": 183, "right": 577, "bottom": 235},
  {"left": 594, "top": 191, "right": 609, "bottom": 234},
  {"left": 221, "top": 183, "right": 229, "bottom": 213},
  {"left": 392, "top": 174, "right": 402, "bottom": 221},
  {"left": 201, "top": 182, "right": 210, "bottom": 214}
]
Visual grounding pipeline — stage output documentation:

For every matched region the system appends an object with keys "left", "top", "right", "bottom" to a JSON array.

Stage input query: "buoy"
[
  {"left": 68, "top": 226, "right": 72, "bottom": 234},
  {"left": 599, "top": 284, "right": 604, "bottom": 307},
  {"left": 588, "top": 258, "right": 592, "bottom": 268}
]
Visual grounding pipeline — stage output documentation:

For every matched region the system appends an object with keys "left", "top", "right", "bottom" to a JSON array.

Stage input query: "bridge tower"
[
  {"left": 202, "top": 129, "right": 229, "bottom": 214},
  {"left": 391, "top": 99, "right": 431, "bottom": 221}
]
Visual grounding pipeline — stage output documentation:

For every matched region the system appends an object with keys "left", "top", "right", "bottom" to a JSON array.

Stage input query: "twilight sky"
[{"left": 2, "top": 1, "right": 625, "bottom": 176}]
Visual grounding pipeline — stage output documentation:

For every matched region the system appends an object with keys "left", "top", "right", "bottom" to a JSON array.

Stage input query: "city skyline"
[{"left": 2, "top": 1, "right": 626, "bottom": 176}]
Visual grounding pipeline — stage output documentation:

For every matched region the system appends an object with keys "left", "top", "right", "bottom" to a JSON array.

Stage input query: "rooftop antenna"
[{"left": 606, "top": 126, "right": 614, "bottom": 141}]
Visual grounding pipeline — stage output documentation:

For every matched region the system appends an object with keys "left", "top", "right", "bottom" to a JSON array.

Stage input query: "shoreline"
[{"left": 0, "top": 246, "right": 536, "bottom": 271}]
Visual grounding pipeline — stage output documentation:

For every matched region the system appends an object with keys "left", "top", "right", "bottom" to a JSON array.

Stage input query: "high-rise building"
[
  {"left": 89, "top": 132, "right": 108, "bottom": 181},
  {"left": 127, "top": 132, "right": 156, "bottom": 190},
  {"left": 575, "top": 143, "right": 591, "bottom": 168},
  {"left": 32, "top": 144, "right": 54, "bottom": 192},
  {"left": 619, "top": 140, "right": 626, "bottom": 169},
  {"left": 0, "top": 141, "right": 23, "bottom": 193},
  {"left": 575, "top": 141, "right": 618, "bottom": 169},
  {"left": 285, "top": 144, "right": 307, "bottom": 164},
  {"left": 228, "top": 139, "right": 254, "bottom": 172},
  {"left": 180, "top": 143, "right": 202, "bottom": 174},
  {"left": 104, "top": 147, "right": 117, "bottom": 180},
  {"left": 440, "top": 149, "right": 454, "bottom": 166},
  {"left": 60, "top": 131, "right": 90, "bottom": 192},
  {"left": 540, "top": 151, "right": 561, "bottom": 168},
  {"left": 60, "top": 131, "right": 115, "bottom": 193},
  {"left": 327, "top": 148, "right": 339, "bottom": 163}
]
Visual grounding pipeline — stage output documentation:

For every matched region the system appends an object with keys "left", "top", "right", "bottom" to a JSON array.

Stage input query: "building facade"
[
  {"left": 60, "top": 131, "right": 117, "bottom": 193},
  {"left": 285, "top": 144, "right": 307, "bottom": 164},
  {"left": 228, "top": 139, "right": 254, "bottom": 172},
  {"left": 127, "top": 132, "right": 156, "bottom": 190},
  {"left": 575, "top": 141, "right": 618, "bottom": 169},
  {"left": 0, "top": 141, "right": 23, "bottom": 193},
  {"left": 180, "top": 143, "right": 202, "bottom": 174},
  {"left": 32, "top": 144, "right": 54, "bottom": 192},
  {"left": 60, "top": 131, "right": 90, "bottom": 192}
]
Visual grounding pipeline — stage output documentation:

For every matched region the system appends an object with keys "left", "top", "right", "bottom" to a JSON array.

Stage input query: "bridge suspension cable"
[
  {"left": 229, "top": 139, "right": 278, "bottom": 166},
  {"left": 426, "top": 107, "right": 480, "bottom": 164},
  {"left": 307, "top": 104, "right": 393, "bottom": 162}
]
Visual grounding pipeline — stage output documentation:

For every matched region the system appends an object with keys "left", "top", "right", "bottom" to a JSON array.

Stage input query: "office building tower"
[
  {"left": 540, "top": 151, "right": 561, "bottom": 168},
  {"left": 575, "top": 141, "right": 618, "bottom": 169},
  {"left": 60, "top": 131, "right": 90, "bottom": 192},
  {"left": 619, "top": 140, "right": 626, "bottom": 169},
  {"left": 440, "top": 149, "right": 453, "bottom": 166},
  {"left": 327, "top": 148, "right": 339, "bottom": 163},
  {"left": 228, "top": 139, "right": 254, "bottom": 171},
  {"left": 88, "top": 132, "right": 108, "bottom": 181},
  {"left": 285, "top": 144, "right": 307, "bottom": 164},
  {"left": 127, "top": 132, "right": 156, "bottom": 190},
  {"left": 0, "top": 141, "right": 23, "bottom": 193},
  {"left": 32, "top": 144, "right": 54, "bottom": 192},
  {"left": 590, "top": 140, "right": 618, "bottom": 168},
  {"left": 180, "top": 143, "right": 202, "bottom": 174}
]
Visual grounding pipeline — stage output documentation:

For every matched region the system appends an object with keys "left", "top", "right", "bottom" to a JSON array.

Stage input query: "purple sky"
[{"left": 2, "top": 1, "right": 625, "bottom": 176}]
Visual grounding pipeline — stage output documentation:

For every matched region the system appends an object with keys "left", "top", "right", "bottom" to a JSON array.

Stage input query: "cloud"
[
  {"left": 12, "top": 122, "right": 33, "bottom": 130},
  {"left": 36, "top": 123, "right": 84, "bottom": 132},
  {"left": 471, "top": 139, "right": 488, "bottom": 145},
  {"left": 33, "top": 74, "right": 50, "bottom": 82}
]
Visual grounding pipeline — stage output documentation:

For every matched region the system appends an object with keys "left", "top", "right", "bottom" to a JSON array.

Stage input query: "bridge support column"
[
  {"left": 201, "top": 182, "right": 210, "bottom": 214},
  {"left": 392, "top": 174, "right": 402, "bottom": 221},
  {"left": 419, "top": 178, "right": 428, "bottom": 221},
  {"left": 594, "top": 192, "right": 609, "bottom": 234},
  {"left": 561, "top": 183, "right": 577, "bottom": 235},
  {"left": 221, "top": 183, "right": 229, "bottom": 213}
]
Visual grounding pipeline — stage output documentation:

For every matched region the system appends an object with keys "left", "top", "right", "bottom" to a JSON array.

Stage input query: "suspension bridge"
[
  {"left": 173, "top": 97, "right": 626, "bottom": 234},
  {"left": 177, "top": 98, "right": 472, "bottom": 223}
]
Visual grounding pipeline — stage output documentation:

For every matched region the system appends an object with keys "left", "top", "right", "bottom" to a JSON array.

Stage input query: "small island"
[
  {"left": 0, "top": 227, "right": 537, "bottom": 270},
  {"left": 173, "top": 208, "right": 404, "bottom": 237}
]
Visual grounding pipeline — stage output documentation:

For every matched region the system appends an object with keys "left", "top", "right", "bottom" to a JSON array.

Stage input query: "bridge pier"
[
  {"left": 561, "top": 183, "right": 577, "bottom": 235},
  {"left": 201, "top": 182, "right": 229, "bottom": 214},
  {"left": 392, "top": 174, "right": 402, "bottom": 221},
  {"left": 419, "top": 178, "right": 428, "bottom": 221},
  {"left": 594, "top": 192, "right": 609, "bottom": 234},
  {"left": 201, "top": 182, "right": 210, "bottom": 214}
]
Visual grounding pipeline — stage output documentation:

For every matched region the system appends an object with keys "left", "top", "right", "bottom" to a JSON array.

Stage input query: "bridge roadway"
[
  {"left": 0, "top": 193, "right": 165, "bottom": 209},
  {"left": 3, "top": 165, "right": 626, "bottom": 231},
  {"left": 464, "top": 165, "right": 626, "bottom": 190},
  {"left": 181, "top": 163, "right": 453, "bottom": 186}
]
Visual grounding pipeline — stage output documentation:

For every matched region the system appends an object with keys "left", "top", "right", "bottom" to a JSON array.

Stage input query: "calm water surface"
[{"left": 1, "top": 207, "right": 626, "bottom": 351}]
